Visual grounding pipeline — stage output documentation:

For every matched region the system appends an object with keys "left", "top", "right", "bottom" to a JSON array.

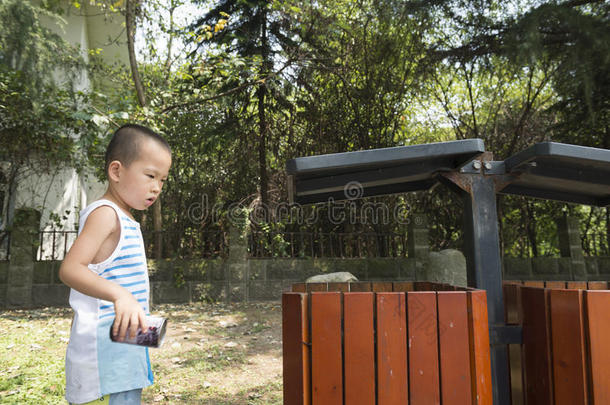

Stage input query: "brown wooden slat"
[
  {"left": 393, "top": 281, "right": 414, "bottom": 292},
  {"left": 523, "top": 281, "right": 545, "bottom": 288},
  {"left": 407, "top": 291, "right": 440, "bottom": 404},
  {"left": 327, "top": 282, "right": 349, "bottom": 292},
  {"left": 292, "top": 283, "right": 306, "bottom": 292},
  {"left": 372, "top": 282, "right": 393, "bottom": 292},
  {"left": 503, "top": 283, "right": 524, "bottom": 405},
  {"left": 503, "top": 283, "right": 521, "bottom": 325},
  {"left": 344, "top": 293, "right": 376, "bottom": 405},
  {"left": 311, "top": 292, "right": 342, "bottom": 404},
  {"left": 585, "top": 291, "right": 610, "bottom": 404},
  {"left": 282, "top": 293, "right": 311, "bottom": 405},
  {"left": 520, "top": 286, "right": 553, "bottom": 405},
  {"left": 437, "top": 291, "right": 472, "bottom": 405},
  {"left": 376, "top": 292, "right": 408, "bottom": 405},
  {"left": 415, "top": 281, "right": 435, "bottom": 291},
  {"left": 307, "top": 283, "right": 328, "bottom": 292},
  {"left": 545, "top": 281, "right": 567, "bottom": 289},
  {"left": 587, "top": 281, "right": 608, "bottom": 290},
  {"left": 550, "top": 289, "right": 588, "bottom": 405},
  {"left": 467, "top": 290, "right": 493, "bottom": 405},
  {"left": 567, "top": 281, "right": 587, "bottom": 290},
  {"left": 350, "top": 282, "right": 372, "bottom": 292}
]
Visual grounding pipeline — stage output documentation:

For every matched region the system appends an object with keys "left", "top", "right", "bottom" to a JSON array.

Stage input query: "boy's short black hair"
[{"left": 104, "top": 124, "right": 171, "bottom": 174}]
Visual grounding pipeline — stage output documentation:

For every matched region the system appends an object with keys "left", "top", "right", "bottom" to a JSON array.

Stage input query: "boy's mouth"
[{"left": 146, "top": 197, "right": 156, "bottom": 206}]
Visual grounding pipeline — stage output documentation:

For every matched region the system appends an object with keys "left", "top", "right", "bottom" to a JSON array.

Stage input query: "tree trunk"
[
  {"left": 258, "top": 8, "right": 269, "bottom": 212},
  {"left": 126, "top": 0, "right": 146, "bottom": 107},
  {"left": 526, "top": 201, "right": 538, "bottom": 257},
  {"left": 126, "top": 0, "right": 162, "bottom": 258}
]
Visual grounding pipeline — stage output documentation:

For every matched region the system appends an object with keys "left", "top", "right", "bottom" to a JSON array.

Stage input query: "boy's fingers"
[
  {"left": 129, "top": 313, "right": 139, "bottom": 338},
  {"left": 118, "top": 315, "right": 129, "bottom": 341},
  {"left": 112, "top": 314, "right": 121, "bottom": 337}
]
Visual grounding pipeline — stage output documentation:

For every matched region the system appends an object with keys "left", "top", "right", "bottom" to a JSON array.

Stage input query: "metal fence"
[
  {"left": 247, "top": 231, "right": 408, "bottom": 258},
  {"left": 37, "top": 230, "right": 77, "bottom": 261},
  {"left": 35, "top": 229, "right": 228, "bottom": 261},
  {"left": 142, "top": 230, "right": 228, "bottom": 259},
  {"left": 32, "top": 230, "right": 409, "bottom": 261}
]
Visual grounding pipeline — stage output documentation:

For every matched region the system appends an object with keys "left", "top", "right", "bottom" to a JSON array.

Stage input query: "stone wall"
[
  {"left": 149, "top": 257, "right": 417, "bottom": 304},
  {"left": 2, "top": 253, "right": 609, "bottom": 307},
  {"left": 502, "top": 256, "right": 610, "bottom": 281}
]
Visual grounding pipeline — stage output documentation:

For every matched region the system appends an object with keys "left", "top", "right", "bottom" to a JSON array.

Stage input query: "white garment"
[{"left": 65, "top": 199, "right": 153, "bottom": 404}]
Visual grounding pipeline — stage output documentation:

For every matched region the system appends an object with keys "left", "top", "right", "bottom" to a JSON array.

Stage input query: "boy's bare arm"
[{"left": 59, "top": 206, "right": 147, "bottom": 339}]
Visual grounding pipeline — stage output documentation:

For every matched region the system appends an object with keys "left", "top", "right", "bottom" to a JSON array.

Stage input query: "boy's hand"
[{"left": 112, "top": 291, "right": 148, "bottom": 340}]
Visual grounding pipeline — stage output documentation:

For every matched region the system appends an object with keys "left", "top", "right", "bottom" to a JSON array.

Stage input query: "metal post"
[{"left": 460, "top": 174, "right": 511, "bottom": 405}]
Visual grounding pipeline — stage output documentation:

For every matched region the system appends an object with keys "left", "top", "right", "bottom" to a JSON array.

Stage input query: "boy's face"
[{"left": 112, "top": 138, "right": 172, "bottom": 211}]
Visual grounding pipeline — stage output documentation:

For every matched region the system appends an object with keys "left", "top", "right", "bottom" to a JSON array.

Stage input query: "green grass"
[
  {"left": 0, "top": 310, "right": 71, "bottom": 404},
  {"left": 0, "top": 303, "right": 283, "bottom": 404}
]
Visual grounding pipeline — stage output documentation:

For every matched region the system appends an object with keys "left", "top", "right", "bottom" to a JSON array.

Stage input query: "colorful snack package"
[{"left": 110, "top": 316, "right": 167, "bottom": 348}]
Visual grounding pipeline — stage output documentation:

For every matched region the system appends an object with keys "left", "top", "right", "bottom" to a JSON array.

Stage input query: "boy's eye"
[{"left": 147, "top": 174, "right": 154, "bottom": 179}]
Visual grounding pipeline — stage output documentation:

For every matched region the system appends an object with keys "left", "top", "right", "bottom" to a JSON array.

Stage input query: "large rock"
[
  {"left": 306, "top": 272, "right": 358, "bottom": 283},
  {"left": 425, "top": 249, "right": 467, "bottom": 287}
]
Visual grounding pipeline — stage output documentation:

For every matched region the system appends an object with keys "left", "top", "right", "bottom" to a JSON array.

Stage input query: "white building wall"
[{"left": 9, "top": 2, "right": 127, "bottom": 259}]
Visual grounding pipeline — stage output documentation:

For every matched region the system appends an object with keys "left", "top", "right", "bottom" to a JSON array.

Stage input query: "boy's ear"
[{"left": 107, "top": 160, "right": 122, "bottom": 182}]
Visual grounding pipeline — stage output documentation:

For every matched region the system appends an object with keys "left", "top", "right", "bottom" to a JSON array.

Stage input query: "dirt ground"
[
  {"left": 144, "top": 302, "right": 283, "bottom": 404},
  {"left": 0, "top": 301, "right": 283, "bottom": 404}
]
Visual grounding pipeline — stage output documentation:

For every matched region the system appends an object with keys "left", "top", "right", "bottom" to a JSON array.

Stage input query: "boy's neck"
[{"left": 101, "top": 188, "right": 135, "bottom": 220}]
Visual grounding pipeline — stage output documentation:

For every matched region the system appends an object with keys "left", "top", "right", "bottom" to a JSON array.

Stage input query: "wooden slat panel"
[
  {"left": 376, "top": 292, "right": 408, "bottom": 405},
  {"left": 282, "top": 293, "right": 311, "bottom": 405},
  {"left": 350, "top": 282, "right": 372, "bottom": 292},
  {"left": 393, "top": 281, "right": 414, "bottom": 292},
  {"left": 523, "top": 281, "right": 545, "bottom": 288},
  {"left": 408, "top": 291, "right": 440, "bottom": 404},
  {"left": 587, "top": 281, "right": 608, "bottom": 290},
  {"left": 292, "top": 283, "right": 306, "bottom": 292},
  {"left": 311, "top": 292, "right": 342, "bottom": 404},
  {"left": 437, "top": 291, "right": 472, "bottom": 405},
  {"left": 372, "top": 282, "right": 393, "bottom": 292},
  {"left": 467, "top": 290, "right": 493, "bottom": 405},
  {"left": 567, "top": 281, "right": 587, "bottom": 290},
  {"left": 503, "top": 283, "right": 524, "bottom": 405},
  {"left": 307, "top": 283, "right": 328, "bottom": 292},
  {"left": 344, "top": 293, "right": 376, "bottom": 405},
  {"left": 585, "top": 291, "right": 610, "bottom": 404},
  {"left": 327, "top": 282, "right": 349, "bottom": 292},
  {"left": 520, "top": 286, "right": 553, "bottom": 405},
  {"left": 415, "top": 281, "right": 434, "bottom": 291},
  {"left": 550, "top": 289, "right": 588, "bottom": 405},
  {"left": 545, "top": 281, "right": 567, "bottom": 289},
  {"left": 503, "top": 284, "right": 521, "bottom": 325}
]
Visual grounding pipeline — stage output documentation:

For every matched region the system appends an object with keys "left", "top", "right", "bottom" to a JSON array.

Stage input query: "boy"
[{"left": 59, "top": 124, "right": 172, "bottom": 404}]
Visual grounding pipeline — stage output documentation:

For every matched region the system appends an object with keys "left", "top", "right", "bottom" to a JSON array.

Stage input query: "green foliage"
[
  {"left": 2, "top": 0, "right": 608, "bottom": 256},
  {"left": 0, "top": 1, "right": 105, "bottom": 175}
]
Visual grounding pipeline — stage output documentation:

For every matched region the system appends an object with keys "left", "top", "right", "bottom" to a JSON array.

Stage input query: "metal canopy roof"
[
  {"left": 500, "top": 142, "right": 610, "bottom": 206},
  {"left": 287, "top": 140, "right": 610, "bottom": 206},
  {"left": 287, "top": 139, "right": 485, "bottom": 204}
]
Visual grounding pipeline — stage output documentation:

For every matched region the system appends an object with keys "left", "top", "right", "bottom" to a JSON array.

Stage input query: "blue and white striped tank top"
[{"left": 65, "top": 199, "right": 153, "bottom": 404}]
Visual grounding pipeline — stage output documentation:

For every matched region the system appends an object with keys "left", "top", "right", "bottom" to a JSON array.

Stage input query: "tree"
[{"left": 187, "top": 0, "right": 303, "bottom": 210}]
